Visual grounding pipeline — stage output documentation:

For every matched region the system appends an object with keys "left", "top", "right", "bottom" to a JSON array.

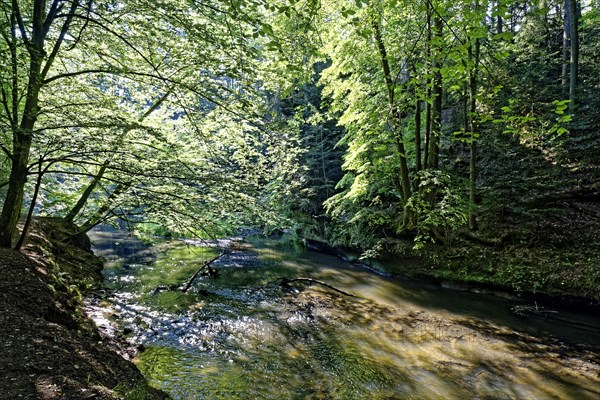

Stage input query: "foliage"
[
  {"left": 1, "top": 0, "right": 599, "bottom": 308},
  {"left": 0, "top": 0, "right": 310, "bottom": 242},
  {"left": 405, "top": 171, "right": 468, "bottom": 249}
]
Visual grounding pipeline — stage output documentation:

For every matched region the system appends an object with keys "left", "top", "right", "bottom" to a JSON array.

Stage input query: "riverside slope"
[{"left": 0, "top": 218, "right": 166, "bottom": 400}]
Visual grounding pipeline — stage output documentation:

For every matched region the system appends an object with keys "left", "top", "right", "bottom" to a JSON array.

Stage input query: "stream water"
[{"left": 86, "top": 229, "right": 600, "bottom": 399}]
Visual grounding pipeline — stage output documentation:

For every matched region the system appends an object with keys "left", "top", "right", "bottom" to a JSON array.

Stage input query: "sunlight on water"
[{"left": 87, "top": 231, "right": 600, "bottom": 399}]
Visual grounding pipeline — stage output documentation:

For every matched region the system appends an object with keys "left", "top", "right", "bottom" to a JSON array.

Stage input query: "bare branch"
[
  {"left": 11, "top": 0, "right": 29, "bottom": 44},
  {"left": 0, "top": 87, "right": 15, "bottom": 128},
  {"left": 41, "top": 0, "right": 81, "bottom": 79},
  {"left": 180, "top": 252, "right": 227, "bottom": 292},
  {"left": 279, "top": 278, "right": 358, "bottom": 298},
  {"left": 42, "top": 0, "right": 63, "bottom": 35}
]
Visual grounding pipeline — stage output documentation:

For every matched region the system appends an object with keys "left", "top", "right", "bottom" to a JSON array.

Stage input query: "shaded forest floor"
[
  {"left": 0, "top": 219, "right": 166, "bottom": 400},
  {"left": 378, "top": 133, "right": 600, "bottom": 305},
  {"left": 423, "top": 197, "right": 600, "bottom": 304}
]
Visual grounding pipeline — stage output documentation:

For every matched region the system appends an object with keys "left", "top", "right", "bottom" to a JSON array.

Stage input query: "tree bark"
[
  {"left": 414, "top": 99, "right": 422, "bottom": 173},
  {"left": 0, "top": 0, "right": 80, "bottom": 248},
  {"left": 78, "top": 183, "right": 128, "bottom": 234},
  {"left": 423, "top": 3, "right": 432, "bottom": 169},
  {"left": 496, "top": 15, "right": 503, "bottom": 35},
  {"left": 429, "top": 15, "right": 443, "bottom": 170},
  {"left": 14, "top": 159, "right": 44, "bottom": 250},
  {"left": 0, "top": 6, "right": 43, "bottom": 246},
  {"left": 562, "top": 0, "right": 570, "bottom": 96},
  {"left": 424, "top": 91, "right": 432, "bottom": 168},
  {"left": 469, "top": 37, "right": 481, "bottom": 231},
  {"left": 567, "top": 0, "right": 579, "bottom": 115},
  {"left": 495, "top": 0, "right": 503, "bottom": 34},
  {"left": 372, "top": 21, "right": 412, "bottom": 207}
]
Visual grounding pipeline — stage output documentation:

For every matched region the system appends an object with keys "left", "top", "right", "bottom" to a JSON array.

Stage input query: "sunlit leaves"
[{"left": 0, "top": 0, "right": 314, "bottom": 238}]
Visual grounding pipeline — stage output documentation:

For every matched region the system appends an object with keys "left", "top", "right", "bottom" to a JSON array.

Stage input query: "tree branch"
[
  {"left": 65, "top": 0, "right": 93, "bottom": 51},
  {"left": 41, "top": 0, "right": 80, "bottom": 80},
  {"left": 180, "top": 252, "right": 227, "bottom": 292},
  {"left": 0, "top": 87, "right": 15, "bottom": 128},
  {"left": 11, "top": 0, "right": 29, "bottom": 44},
  {"left": 65, "top": 11, "right": 159, "bottom": 70},
  {"left": 0, "top": 142, "right": 12, "bottom": 159},
  {"left": 42, "top": 0, "right": 63, "bottom": 35}
]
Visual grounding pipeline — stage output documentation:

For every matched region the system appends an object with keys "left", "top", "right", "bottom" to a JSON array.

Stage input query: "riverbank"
[
  {"left": 0, "top": 218, "right": 166, "bottom": 400},
  {"left": 305, "top": 196, "right": 600, "bottom": 308},
  {"left": 380, "top": 198, "right": 600, "bottom": 306}
]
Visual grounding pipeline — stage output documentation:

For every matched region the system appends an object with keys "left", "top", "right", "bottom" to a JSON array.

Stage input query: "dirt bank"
[{"left": 0, "top": 218, "right": 166, "bottom": 400}]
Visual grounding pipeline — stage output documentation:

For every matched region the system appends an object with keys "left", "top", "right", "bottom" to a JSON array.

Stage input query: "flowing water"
[{"left": 87, "top": 229, "right": 600, "bottom": 399}]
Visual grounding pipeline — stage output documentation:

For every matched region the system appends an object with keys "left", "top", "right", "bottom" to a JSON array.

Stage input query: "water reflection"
[{"left": 87, "top": 232, "right": 600, "bottom": 399}]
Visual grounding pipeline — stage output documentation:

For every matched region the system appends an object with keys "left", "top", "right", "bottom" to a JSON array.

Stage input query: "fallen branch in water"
[
  {"left": 180, "top": 252, "right": 227, "bottom": 293},
  {"left": 511, "top": 304, "right": 558, "bottom": 318},
  {"left": 511, "top": 304, "right": 600, "bottom": 331},
  {"left": 278, "top": 277, "right": 358, "bottom": 298}
]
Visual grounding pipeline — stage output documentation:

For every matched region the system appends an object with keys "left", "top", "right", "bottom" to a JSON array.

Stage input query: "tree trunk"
[
  {"left": 414, "top": 99, "right": 422, "bottom": 173},
  {"left": 423, "top": 4, "right": 432, "bottom": 169},
  {"left": 568, "top": 0, "right": 579, "bottom": 115},
  {"left": 0, "top": 137, "right": 31, "bottom": 247},
  {"left": 64, "top": 162, "right": 109, "bottom": 223},
  {"left": 14, "top": 159, "right": 44, "bottom": 250},
  {"left": 424, "top": 93, "right": 432, "bottom": 169},
  {"left": 562, "top": 0, "right": 570, "bottom": 96},
  {"left": 78, "top": 183, "right": 128, "bottom": 234},
  {"left": 63, "top": 90, "right": 170, "bottom": 226},
  {"left": 0, "top": 0, "right": 79, "bottom": 248},
  {"left": 469, "top": 56, "right": 480, "bottom": 230},
  {"left": 0, "top": 51, "right": 42, "bottom": 247},
  {"left": 429, "top": 15, "right": 443, "bottom": 170},
  {"left": 490, "top": 1, "right": 504, "bottom": 35},
  {"left": 372, "top": 21, "right": 412, "bottom": 206}
]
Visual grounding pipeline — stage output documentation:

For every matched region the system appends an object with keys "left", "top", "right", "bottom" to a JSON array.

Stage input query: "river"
[{"left": 86, "top": 229, "right": 600, "bottom": 399}]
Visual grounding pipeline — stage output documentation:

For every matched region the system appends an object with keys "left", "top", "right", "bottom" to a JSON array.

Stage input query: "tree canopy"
[{"left": 1, "top": 0, "right": 599, "bottom": 256}]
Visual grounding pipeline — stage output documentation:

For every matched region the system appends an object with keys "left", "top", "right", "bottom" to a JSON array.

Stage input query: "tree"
[
  {"left": 0, "top": 0, "right": 291, "bottom": 246},
  {"left": 567, "top": 0, "right": 579, "bottom": 114},
  {"left": 0, "top": 0, "right": 82, "bottom": 247}
]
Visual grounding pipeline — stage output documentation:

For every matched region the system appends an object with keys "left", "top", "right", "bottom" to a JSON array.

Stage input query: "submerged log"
[{"left": 511, "top": 304, "right": 558, "bottom": 318}]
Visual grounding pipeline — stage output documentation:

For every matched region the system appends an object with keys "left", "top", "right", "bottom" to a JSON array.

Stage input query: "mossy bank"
[{"left": 357, "top": 199, "right": 600, "bottom": 308}]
